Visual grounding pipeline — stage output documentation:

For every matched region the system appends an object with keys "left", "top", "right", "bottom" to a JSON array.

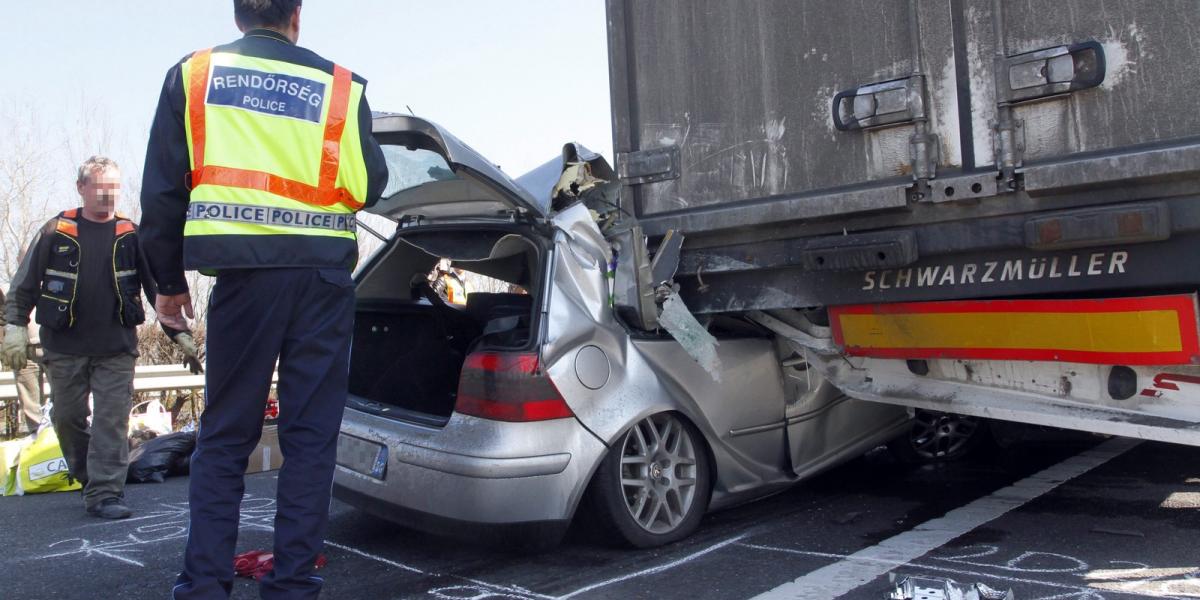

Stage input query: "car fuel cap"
[{"left": 574, "top": 345, "right": 610, "bottom": 390}]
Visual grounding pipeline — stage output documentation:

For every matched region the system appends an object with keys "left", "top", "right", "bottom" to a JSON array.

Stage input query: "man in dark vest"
[
  {"left": 140, "top": 0, "right": 387, "bottom": 597},
  {"left": 2, "top": 155, "right": 201, "bottom": 518}
]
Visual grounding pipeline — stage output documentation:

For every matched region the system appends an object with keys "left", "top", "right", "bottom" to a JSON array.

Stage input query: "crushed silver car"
[{"left": 331, "top": 114, "right": 911, "bottom": 548}]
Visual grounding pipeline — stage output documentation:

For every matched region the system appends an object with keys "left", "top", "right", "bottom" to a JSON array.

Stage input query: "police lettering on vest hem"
[{"left": 186, "top": 201, "right": 356, "bottom": 232}]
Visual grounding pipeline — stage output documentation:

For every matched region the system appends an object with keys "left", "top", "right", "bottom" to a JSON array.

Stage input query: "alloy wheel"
[
  {"left": 619, "top": 413, "right": 699, "bottom": 534},
  {"left": 909, "top": 410, "right": 981, "bottom": 460}
]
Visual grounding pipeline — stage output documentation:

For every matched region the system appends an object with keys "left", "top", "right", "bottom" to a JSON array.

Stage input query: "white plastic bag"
[{"left": 128, "top": 399, "right": 172, "bottom": 436}]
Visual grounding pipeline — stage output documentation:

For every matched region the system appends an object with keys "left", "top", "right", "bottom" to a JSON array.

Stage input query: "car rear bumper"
[{"left": 333, "top": 406, "right": 608, "bottom": 526}]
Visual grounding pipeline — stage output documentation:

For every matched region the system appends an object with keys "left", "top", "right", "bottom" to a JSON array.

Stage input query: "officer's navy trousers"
[{"left": 174, "top": 268, "right": 354, "bottom": 600}]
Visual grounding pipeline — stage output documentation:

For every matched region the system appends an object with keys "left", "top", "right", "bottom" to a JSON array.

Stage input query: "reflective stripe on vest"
[
  {"left": 56, "top": 209, "right": 79, "bottom": 237},
  {"left": 185, "top": 48, "right": 362, "bottom": 211},
  {"left": 186, "top": 201, "right": 357, "bottom": 232}
]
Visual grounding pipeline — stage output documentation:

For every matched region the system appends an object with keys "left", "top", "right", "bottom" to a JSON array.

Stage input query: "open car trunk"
[{"left": 348, "top": 227, "right": 544, "bottom": 426}]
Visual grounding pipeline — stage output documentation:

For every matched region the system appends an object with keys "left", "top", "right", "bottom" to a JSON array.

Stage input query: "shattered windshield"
[{"left": 380, "top": 145, "right": 459, "bottom": 198}]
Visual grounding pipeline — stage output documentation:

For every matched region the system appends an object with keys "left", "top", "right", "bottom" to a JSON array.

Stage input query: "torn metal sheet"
[
  {"left": 553, "top": 201, "right": 612, "bottom": 264},
  {"left": 608, "top": 224, "right": 660, "bottom": 331},
  {"left": 658, "top": 292, "right": 722, "bottom": 381},
  {"left": 888, "top": 574, "right": 1014, "bottom": 600},
  {"left": 748, "top": 310, "right": 839, "bottom": 355},
  {"left": 552, "top": 161, "right": 607, "bottom": 202},
  {"left": 649, "top": 230, "right": 684, "bottom": 285}
]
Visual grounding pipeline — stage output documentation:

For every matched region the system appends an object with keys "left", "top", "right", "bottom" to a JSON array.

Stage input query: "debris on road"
[
  {"left": 888, "top": 574, "right": 1014, "bottom": 600},
  {"left": 233, "top": 549, "right": 328, "bottom": 581}
]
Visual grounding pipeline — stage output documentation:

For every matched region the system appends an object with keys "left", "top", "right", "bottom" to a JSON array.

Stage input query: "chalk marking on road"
[
  {"left": 428, "top": 585, "right": 547, "bottom": 600},
  {"left": 323, "top": 541, "right": 425, "bottom": 574},
  {"left": 34, "top": 494, "right": 277, "bottom": 568},
  {"left": 738, "top": 543, "right": 1185, "bottom": 600},
  {"left": 933, "top": 544, "right": 1092, "bottom": 574},
  {"left": 323, "top": 540, "right": 556, "bottom": 599},
  {"left": 748, "top": 438, "right": 1140, "bottom": 600},
  {"left": 41, "top": 537, "right": 150, "bottom": 568},
  {"left": 555, "top": 533, "right": 748, "bottom": 599}
]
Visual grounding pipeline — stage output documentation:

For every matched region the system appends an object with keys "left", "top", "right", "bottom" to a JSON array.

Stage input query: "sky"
[{"left": 0, "top": 0, "right": 613, "bottom": 195}]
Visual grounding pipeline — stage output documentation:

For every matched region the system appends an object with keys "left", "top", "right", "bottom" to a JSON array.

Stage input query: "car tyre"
[
  {"left": 888, "top": 410, "right": 991, "bottom": 463},
  {"left": 584, "top": 412, "right": 712, "bottom": 548}
]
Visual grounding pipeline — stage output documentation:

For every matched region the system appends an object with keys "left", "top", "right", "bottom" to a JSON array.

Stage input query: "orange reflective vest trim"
[
  {"left": 55, "top": 211, "right": 135, "bottom": 238},
  {"left": 185, "top": 48, "right": 363, "bottom": 211},
  {"left": 56, "top": 209, "right": 79, "bottom": 237}
]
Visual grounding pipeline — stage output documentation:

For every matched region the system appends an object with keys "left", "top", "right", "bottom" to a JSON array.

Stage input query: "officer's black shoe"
[{"left": 87, "top": 497, "right": 132, "bottom": 519}]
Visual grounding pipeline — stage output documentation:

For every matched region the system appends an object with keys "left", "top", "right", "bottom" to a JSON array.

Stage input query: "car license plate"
[{"left": 336, "top": 434, "right": 388, "bottom": 479}]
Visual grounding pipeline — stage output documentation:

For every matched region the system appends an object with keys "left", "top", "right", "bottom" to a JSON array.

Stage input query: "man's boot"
[{"left": 87, "top": 496, "right": 132, "bottom": 519}]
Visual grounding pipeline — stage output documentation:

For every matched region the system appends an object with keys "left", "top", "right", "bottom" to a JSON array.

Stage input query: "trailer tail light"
[{"left": 455, "top": 352, "right": 574, "bottom": 422}]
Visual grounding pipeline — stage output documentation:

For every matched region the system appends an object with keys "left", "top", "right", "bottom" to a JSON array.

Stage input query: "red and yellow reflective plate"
[{"left": 830, "top": 294, "right": 1200, "bottom": 365}]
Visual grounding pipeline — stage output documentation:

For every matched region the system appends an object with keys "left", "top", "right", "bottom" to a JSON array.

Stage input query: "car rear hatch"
[
  {"left": 368, "top": 113, "right": 549, "bottom": 222},
  {"left": 346, "top": 115, "right": 566, "bottom": 427}
]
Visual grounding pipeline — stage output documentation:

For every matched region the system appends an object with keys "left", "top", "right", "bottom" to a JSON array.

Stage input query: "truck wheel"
[{"left": 586, "top": 412, "right": 712, "bottom": 548}]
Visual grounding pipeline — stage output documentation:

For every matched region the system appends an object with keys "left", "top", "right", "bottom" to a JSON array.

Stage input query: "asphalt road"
[{"left": 3, "top": 432, "right": 1198, "bottom": 599}]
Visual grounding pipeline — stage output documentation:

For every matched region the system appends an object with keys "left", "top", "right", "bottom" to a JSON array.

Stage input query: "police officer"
[
  {"left": 3, "top": 156, "right": 199, "bottom": 518},
  {"left": 139, "top": 1, "right": 387, "bottom": 597}
]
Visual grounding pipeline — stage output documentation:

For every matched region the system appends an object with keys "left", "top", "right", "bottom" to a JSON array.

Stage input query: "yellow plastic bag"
[
  {"left": 1, "top": 436, "right": 34, "bottom": 496},
  {"left": 13, "top": 427, "right": 81, "bottom": 495}
]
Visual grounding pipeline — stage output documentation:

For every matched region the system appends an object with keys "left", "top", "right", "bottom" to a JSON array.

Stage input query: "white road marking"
[
  {"left": 749, "top": 438, "right": 1139, "bottom": 600},
  {"left": 739, "top": 544, "right": 1185, "bottom": 599}
]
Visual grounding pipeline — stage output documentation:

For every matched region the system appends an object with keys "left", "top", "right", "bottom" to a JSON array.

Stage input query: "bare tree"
[{"left": 0, "top": 104, "right": 73, "bottom": 287}]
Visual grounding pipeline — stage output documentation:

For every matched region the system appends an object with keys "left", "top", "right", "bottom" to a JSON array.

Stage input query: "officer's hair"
[
  {"left": 76, "top": 156, "right": 119, "bottom": 186},
  {"left": 234, "top": 0, "right": 301, "bottom": 29}
]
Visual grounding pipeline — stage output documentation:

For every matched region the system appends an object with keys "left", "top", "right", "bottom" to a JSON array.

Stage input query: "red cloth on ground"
[{"left": 233, "top": 550, "right": 327, "bottom": 580}]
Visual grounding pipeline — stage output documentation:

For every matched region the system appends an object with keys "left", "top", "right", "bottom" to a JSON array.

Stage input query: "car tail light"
[{"left": 455, "top": 352, "right": 574, "bottom": 422}]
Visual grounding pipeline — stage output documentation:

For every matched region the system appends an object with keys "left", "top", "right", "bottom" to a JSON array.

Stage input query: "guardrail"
[
  {"left": 0, "top": 364, "right": 208, "bottom": 401},
  {"left": 1, "top": 364, "right": 278, "bottom": 437}
]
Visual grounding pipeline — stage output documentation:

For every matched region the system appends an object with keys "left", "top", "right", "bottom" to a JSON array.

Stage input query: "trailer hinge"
[
  {"left": 616, "top": 145, "right": 680, "bottom": 185},
  {"left": 991, "top": 109, "right": 1025, "bottom": 190}
]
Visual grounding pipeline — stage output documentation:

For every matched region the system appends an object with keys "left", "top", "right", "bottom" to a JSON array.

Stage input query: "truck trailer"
[{"left": 602, "top": 0, "right": 1200, "bottom": 445}]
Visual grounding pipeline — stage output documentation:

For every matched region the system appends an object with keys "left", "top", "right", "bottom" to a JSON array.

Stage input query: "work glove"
[
  {"left": 164, "top": 326, "right": 203, "bottom": 375},
  {"left": 2, "top": 325, "right": 30, "bottom": 371},
  {"left": 174, "top": 332, "right": 204, "bottom": 375}
]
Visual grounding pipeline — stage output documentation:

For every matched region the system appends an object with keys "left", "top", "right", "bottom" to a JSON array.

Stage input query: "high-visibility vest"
[
  {"left": 180, "top": 48, "right": 371, "bottom": 266},
  {"left": 36, "top": 209, "right": 146, "bottom": 331}
]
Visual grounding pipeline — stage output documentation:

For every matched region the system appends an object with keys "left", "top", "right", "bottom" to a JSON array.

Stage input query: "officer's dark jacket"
[
  {"left": 5, "top": 210, "right": 156, "bottom": 332},
  {"left": 139, "top": 28, "right": 389, "bottom": 295}
]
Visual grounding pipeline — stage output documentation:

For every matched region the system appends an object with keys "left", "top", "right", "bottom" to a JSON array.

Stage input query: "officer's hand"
[
  {"left": 173, "top": 332, "right": 204, "bottom": 375},
  {"left": 2, "top": 325, "right": 30, "bottom": 371},
  {"left": 156, "top": 292, "right": 194, "bottom": 331}
]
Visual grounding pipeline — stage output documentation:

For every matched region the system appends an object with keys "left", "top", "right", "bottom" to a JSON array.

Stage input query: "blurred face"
[{"left": 77, "top": 167, "right": 121, "bottom": 222}]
